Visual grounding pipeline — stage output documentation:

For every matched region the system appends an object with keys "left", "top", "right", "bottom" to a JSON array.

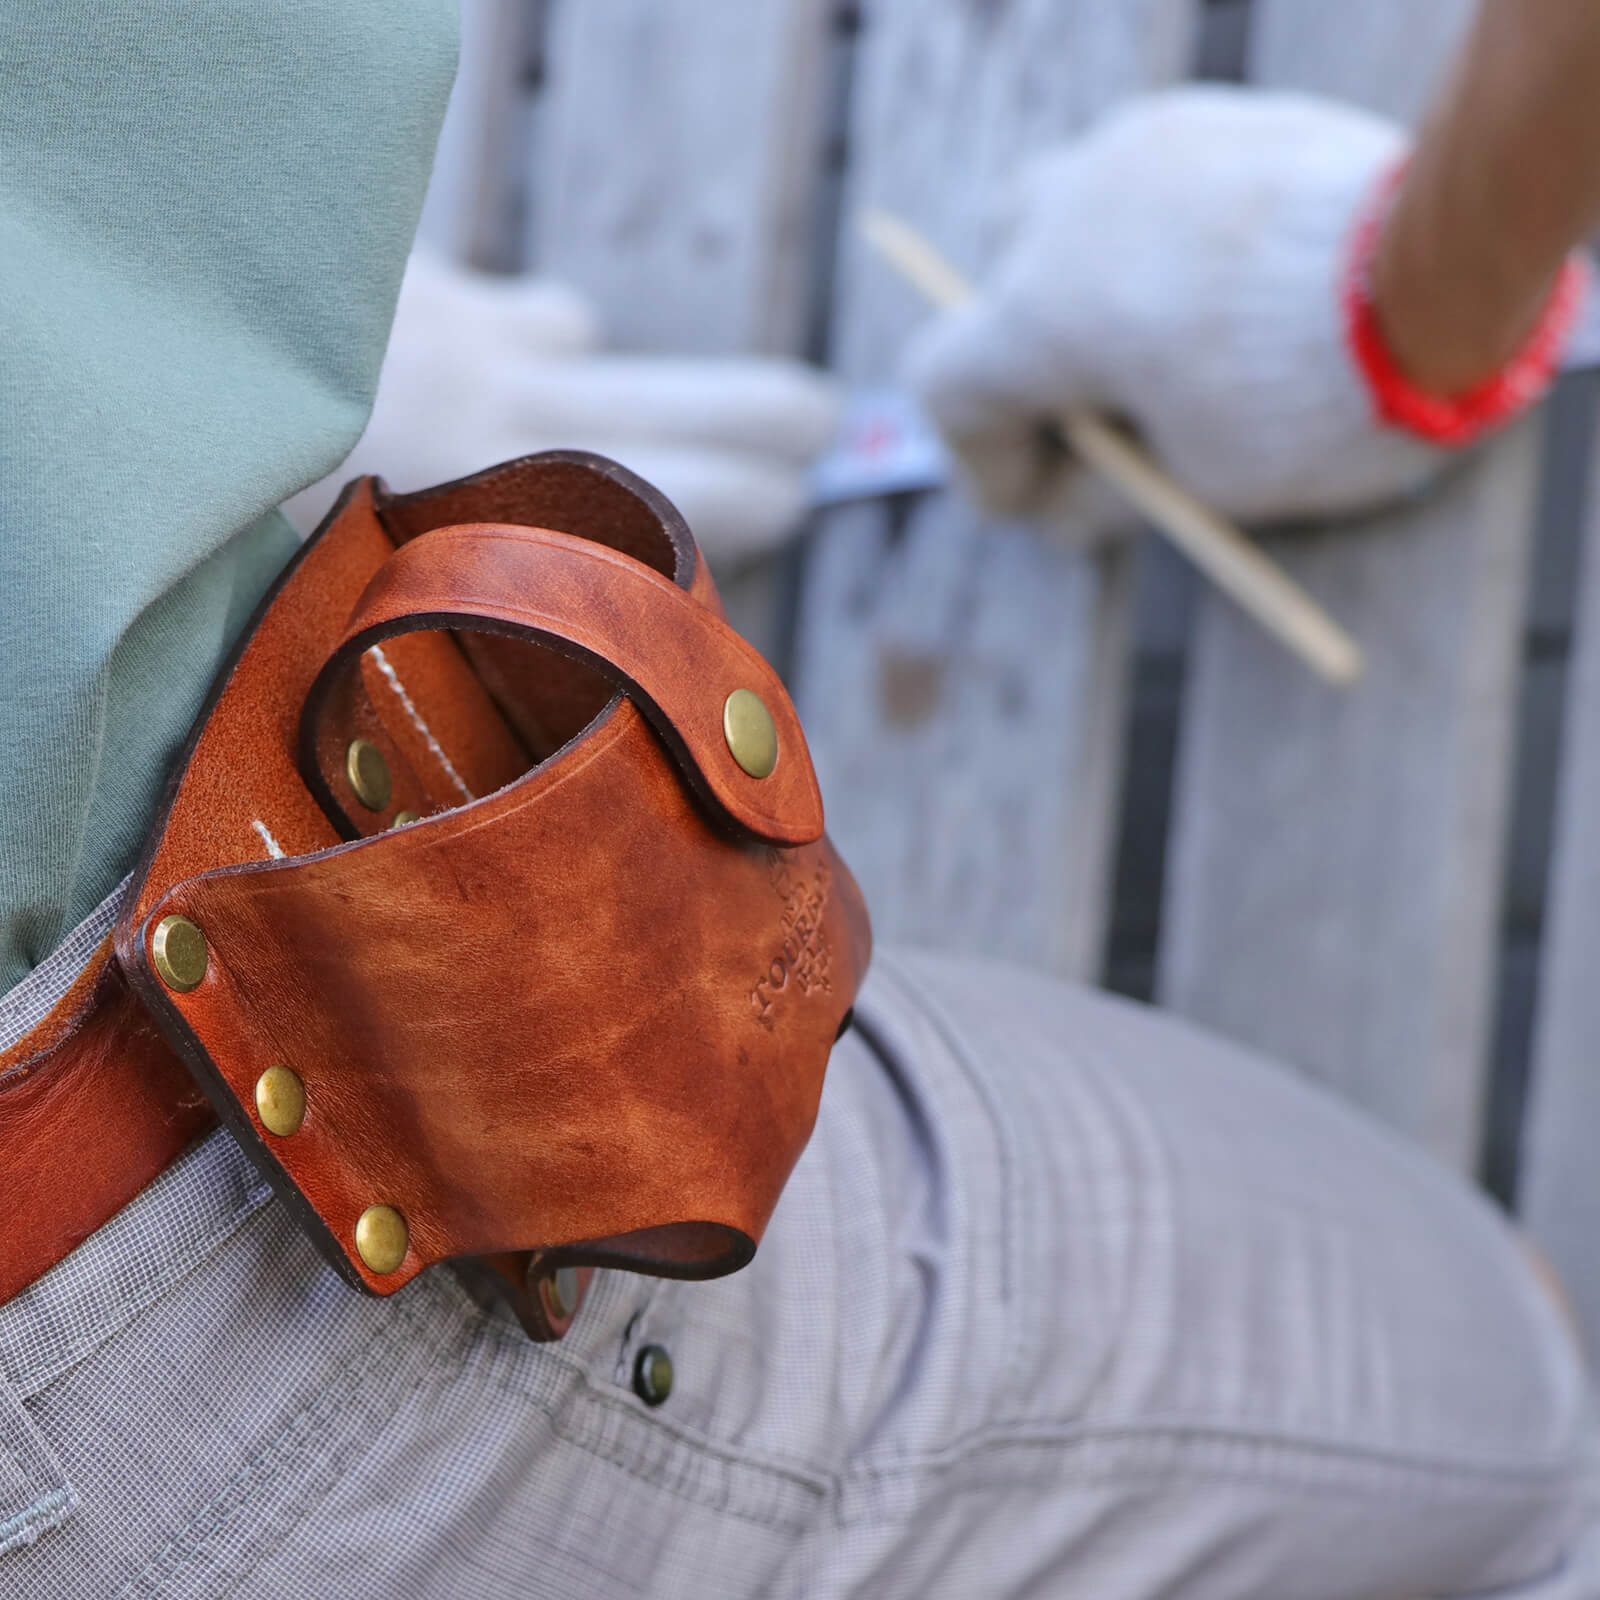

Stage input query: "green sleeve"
[{"left": 0, "top": 0, "right": 457, "bottom": 989}]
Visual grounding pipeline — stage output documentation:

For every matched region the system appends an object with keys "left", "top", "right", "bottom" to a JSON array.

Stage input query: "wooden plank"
[
  {"left": 416, "top": 0, "right": 536, "bottom": 269},
  {"left": 526, "top": 0, "right": 840, "bottom": 664},
  {"left": 1247, "top": 0, "right": 1476, "bottom": 129},
  {"left": 1519, "top": 399, "right": 1600, "bottom": 1354},
  {"left": 530, "top": 0, "right": 835, "bottom": 357},
  {"left": 800, "top": 500, "right": 1136, "bottom": 977},
  {"left": 793, "top": 0, "right": 1195, "bottom": 978},
  {"left": 1160, "top": 431, "right": 1540, "bottom": 1165},
  {"left": 1157, "top": 0, "right": 1543, "bottom": 1170}
]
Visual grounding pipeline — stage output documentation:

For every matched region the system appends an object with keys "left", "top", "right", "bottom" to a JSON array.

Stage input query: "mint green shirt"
[{"left": 0, "top": 0, "right": 457, "bottom": 989}]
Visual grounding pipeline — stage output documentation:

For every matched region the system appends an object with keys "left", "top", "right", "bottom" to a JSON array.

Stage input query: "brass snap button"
[
  {"left": 354, "top": 1204, "right": 408, "bottom": 1274},
  {"left": 254, "top": 1066, "right": 306, "bottom": 1137},
  {"left": 151, "top": 914, "right": 208, "bottom": 992},
  {"left": 632, "top": 1343, "right": 674, "bottom": 1407},
  {"left": 345, "top": 738, "right": 393, "bottom": 811},
  {"left": 722, "top": 689, "right": 778, "bottom": 779},
  {"left": 390, "top": 809, "right": 420, "bottom": 828}
]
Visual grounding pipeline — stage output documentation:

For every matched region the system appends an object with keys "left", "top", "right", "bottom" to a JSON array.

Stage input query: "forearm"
[{"left": 1375, "top": 0, "right": 1600, "bottom": 395}]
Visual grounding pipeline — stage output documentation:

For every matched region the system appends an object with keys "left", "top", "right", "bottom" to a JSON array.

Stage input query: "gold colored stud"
[
  {"left": 345, "top": 738, "right": 392, "bottom": 811},
  {"left": 354, "top": 1204, "right": 409, "bottom": 1274},
  {"left": 254, "top": 1066, "right": 306, "bottom": 1138},
  {"left": 540, "top": 1265, "right": 580, "bottom": 1322},
  {"left": 390, "top": 809, "right": 420, "bottom": 828},
  {"left": 722, "top": 688, "right": 779, "bottom": 780},
  {"left": 151, "top": 914, "right": 208, "bottom": 992}
]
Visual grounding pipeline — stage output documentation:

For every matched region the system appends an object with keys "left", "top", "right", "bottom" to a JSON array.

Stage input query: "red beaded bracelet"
[{"left": 1342, "top": 163, "right": 1591, "bottom": 448}]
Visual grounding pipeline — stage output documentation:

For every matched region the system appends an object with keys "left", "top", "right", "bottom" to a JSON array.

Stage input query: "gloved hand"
[
  {"left": 907, "top": 87, "right": 1459, "bottom": 536},
  {"left": 284, "top": 249, "right": 839, "bottom": 565}
]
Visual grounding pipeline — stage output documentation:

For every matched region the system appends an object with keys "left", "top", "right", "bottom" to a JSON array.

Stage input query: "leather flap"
[{"left": 300, "top": 522, "right": 824, "bottom": 848}]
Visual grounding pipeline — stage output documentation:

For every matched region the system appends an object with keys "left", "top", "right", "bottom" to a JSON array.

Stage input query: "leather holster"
[{"left": 112, "top": 451, "right": 871, "bottom": 1339}]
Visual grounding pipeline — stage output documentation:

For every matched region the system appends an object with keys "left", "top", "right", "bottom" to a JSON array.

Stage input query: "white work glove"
[
  {"left": 906, "top": 87, "right": 1451, "bottom": 536},
  {"left": 285, "top": 250, "right": 839, "bottom": 565}
]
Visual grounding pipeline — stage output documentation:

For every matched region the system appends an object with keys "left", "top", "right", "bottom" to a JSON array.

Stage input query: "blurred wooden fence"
[{"left": 420, "top": 0, "right": 1600, "bottom": 1355}]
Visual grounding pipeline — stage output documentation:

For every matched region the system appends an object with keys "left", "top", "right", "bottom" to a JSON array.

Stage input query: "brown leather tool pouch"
[{"left": 113, "top": 452, "right": 871, "bottom": 1340}]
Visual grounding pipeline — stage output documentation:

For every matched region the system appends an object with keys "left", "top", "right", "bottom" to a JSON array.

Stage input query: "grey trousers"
[{"left": 1, "top": 947, "right": 1596, "bottom": 1598}]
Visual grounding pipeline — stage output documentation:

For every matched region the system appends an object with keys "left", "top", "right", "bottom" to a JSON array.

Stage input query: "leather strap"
[
  {"left": 0, "top": 949, "right": 214, "bottom": 1307},
  {"left": 300, "top": 523, "right": 823, "bottom": 847}
]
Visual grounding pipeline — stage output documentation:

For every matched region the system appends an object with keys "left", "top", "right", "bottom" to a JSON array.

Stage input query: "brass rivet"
[
  {"left": 345, "top": 738, "right": 392, "bottom": 811},
  {"left": 632, "top": 1343, "right": 674, "bottom": 1407},
  {"left": 722, "top": 688, "right": 778, "bottom": 779},
  {"left": 151, "top": 914, "right": 208, "bottom": 992},
  {"left": 354, "top": 1204, "right": 408, "bottom": 1274},
  {"left": 254, "top": 1066, "right": 306, "bottom": 1137},
  {"left": 541, "top": 1265, "right": 580, "bottom": 1322},
  {"left": 390, "top": 809, "right": 420, "bottom": 828}
]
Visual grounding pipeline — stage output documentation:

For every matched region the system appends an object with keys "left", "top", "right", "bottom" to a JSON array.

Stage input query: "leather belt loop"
[{"left": 297, "top": 523, "right": 824, "bottom": 848}]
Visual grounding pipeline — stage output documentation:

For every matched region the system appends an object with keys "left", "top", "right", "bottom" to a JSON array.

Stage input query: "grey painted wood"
[
  {"left": 416, "top": 0, "right": 536, "bottom": 269},
  {"left": 793, "top": 0, "right": 1194, "bottom": 978},
  {"left": 800, "top": 500, "right": 1136, "bottom": 977},
  {"left": 1161, "top": 430, "right": 1540, "bottom": 1167},
  {"left": 526, "top": 0, "right": 840, "bottom": 663},
  {"left": 1521, "top": 415, "right": 1600, "bottom": 1357},
  {"left": 1157, "top": 0, "right": 1544, "bottom": 1170},
  {"left": 530, "top": 0, "right": 835, "bottom": 357},
  {"left": 1248, "top": 0, "right": 1475, "bottom": 128}
]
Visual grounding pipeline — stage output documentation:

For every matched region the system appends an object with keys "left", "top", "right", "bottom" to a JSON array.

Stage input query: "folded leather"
[
  {"left": 110, "top": 451, "right": 871, "bottom": 1299},
  {"left": 301, "top": 522, "right": 824, "bottom": 847}
]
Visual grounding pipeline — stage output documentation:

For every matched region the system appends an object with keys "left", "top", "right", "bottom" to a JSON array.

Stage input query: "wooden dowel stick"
[{"left": 859, "top": 209, "right": 1364, "bottom": 687}]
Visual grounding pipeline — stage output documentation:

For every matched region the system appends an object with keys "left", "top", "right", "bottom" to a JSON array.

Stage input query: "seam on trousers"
[
  {"left": 827, "top": 1420, "right": 1596, "bottom": 1536},
  {"left": 841, "top": 1402, "right": 1597, "bottom": 1483},
  {"left": 831, "top": 1411, "right": 1595, "bottom": 1494},
  {"left": 0, "top": 1487, "right": 76, "bottom": 1560},
  {"left": 118, "top": 1273, "right": 469, "bottom": 1600},
  {"left": 869, "top": 952, "right": 1020, "bottom": 1309},
  {"left": 0, "top": 1348, "right": 77, "bottom": 1561},
  {"left": 5, "top": 1136, "right": 274, "bottom": 1399},
  {"left": 464, "top": 1311, "right": 832, "bottom": 1533}
]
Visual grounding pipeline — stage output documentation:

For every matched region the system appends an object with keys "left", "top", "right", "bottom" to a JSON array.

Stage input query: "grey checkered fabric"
[
  {"left": 0, "top": 877, "right": 127, "bottom": 1056},
  {"left": 2, "top": 947, "right": 1599, "bottom": 1597}
]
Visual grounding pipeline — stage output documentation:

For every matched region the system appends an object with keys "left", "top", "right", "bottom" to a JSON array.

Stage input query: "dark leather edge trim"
[
  {"left": 541, "top": 1227, "right": 757, "bottom": 1281},
  {"left": 374, "top": 449, "right": 700, "bottom": 593},
  {"left": 298, "top": 610, "right": 747, "bottom": 846},
  {"left": 122, "top": 895, "right": 376, "bottom": 1295},
  {"left": 113, "top": 477, "right": 386, "bottom": 1297}
]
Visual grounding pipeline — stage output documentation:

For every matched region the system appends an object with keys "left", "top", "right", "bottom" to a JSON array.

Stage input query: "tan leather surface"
[
  {"left": 110, "top": 451, "right": 872, "bottom": 1298},
  {"left": 377, "top": 453, "right": 727, "bottom": 771},
  {"left": 302, "top": 523, "right": 824, "bottom": 847}
]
